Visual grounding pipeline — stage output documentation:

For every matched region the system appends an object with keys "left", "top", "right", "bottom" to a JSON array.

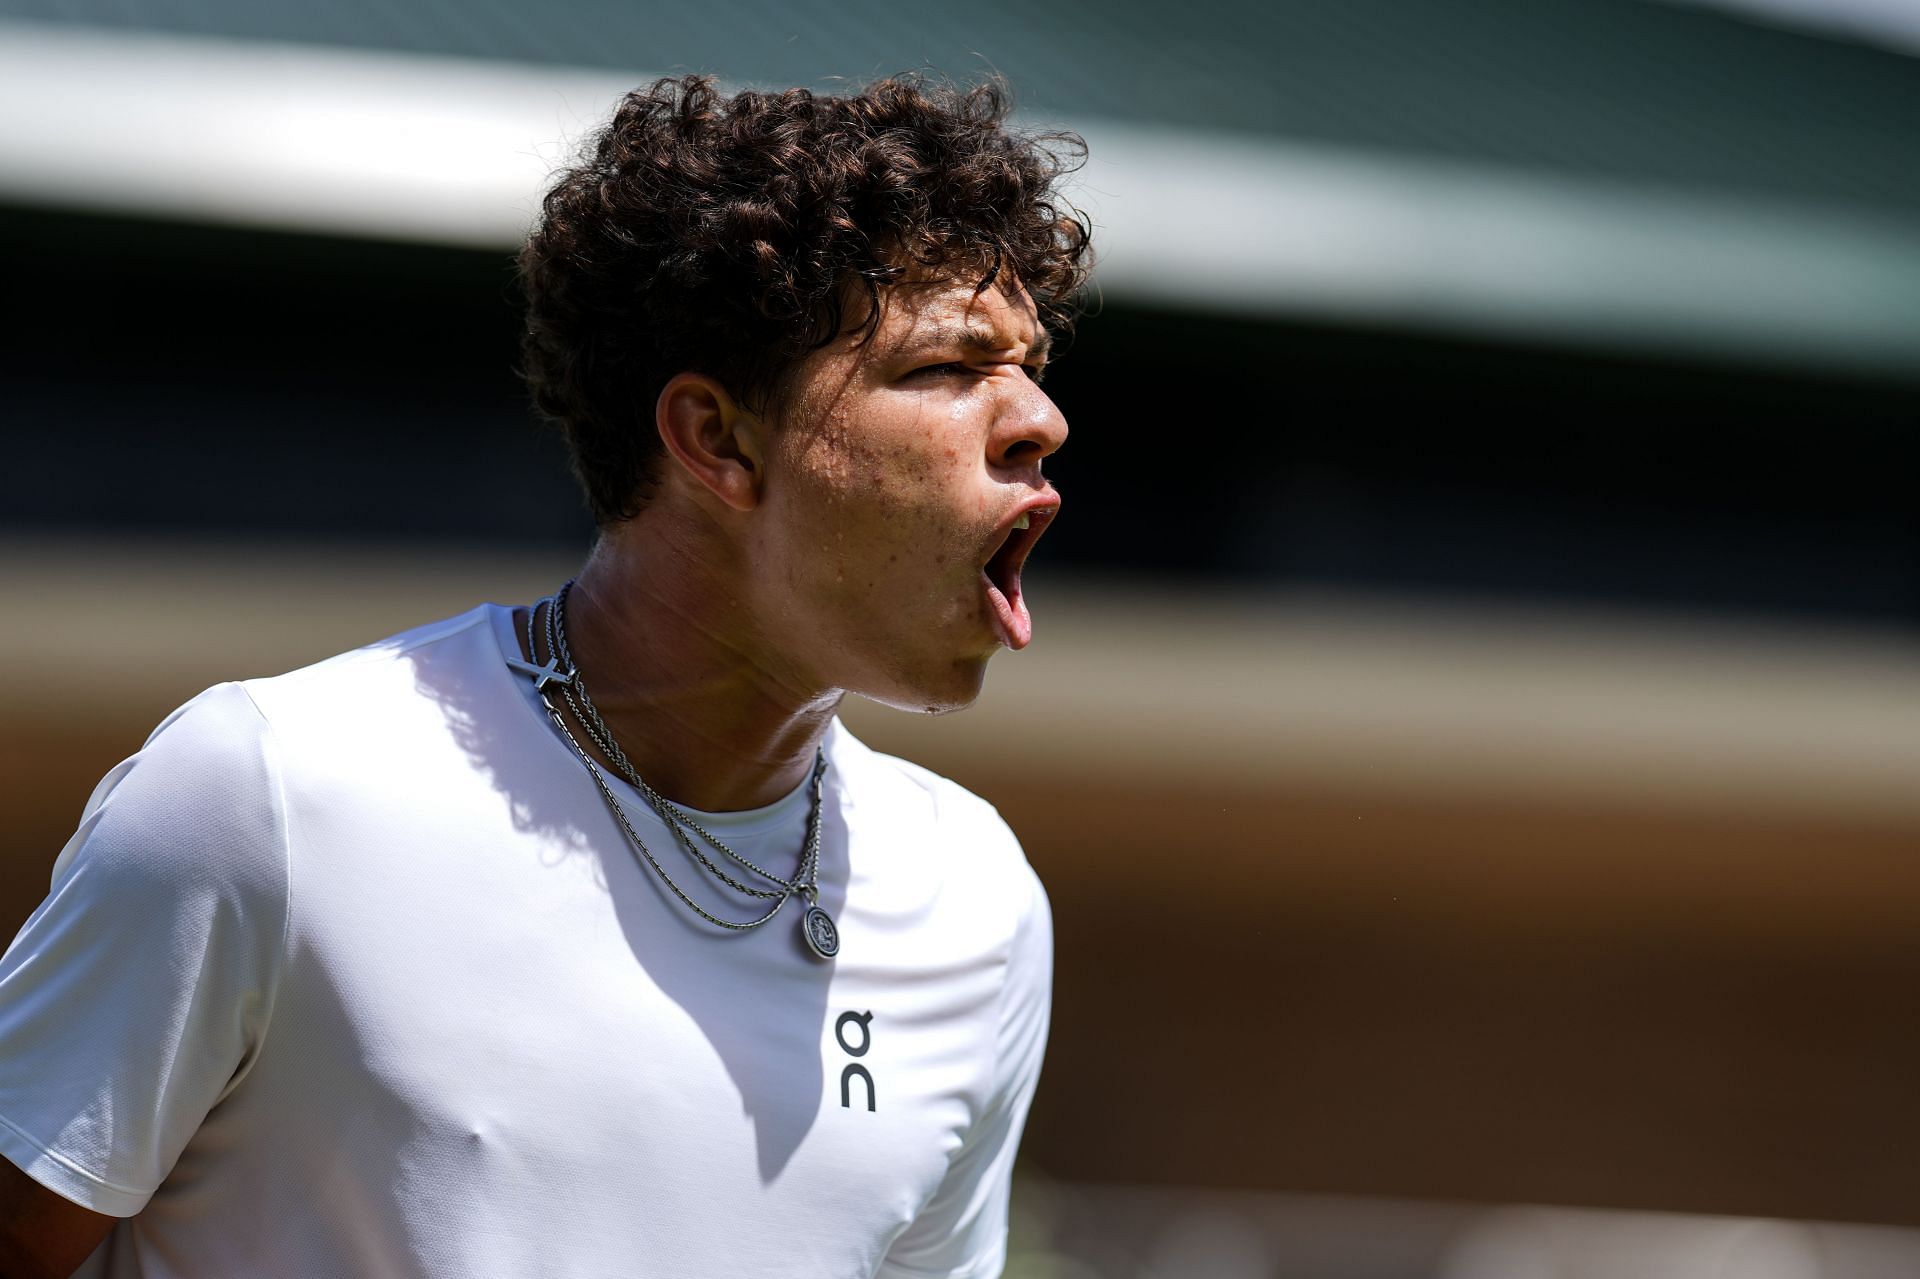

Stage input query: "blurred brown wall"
[{"left": 5, "top": 542, "right": 1918, "bottom": 1226}]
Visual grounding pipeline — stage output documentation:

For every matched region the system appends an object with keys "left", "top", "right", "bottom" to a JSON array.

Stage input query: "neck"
[{"left": 533, "top": 519, "right": 841, "bottom": 813}]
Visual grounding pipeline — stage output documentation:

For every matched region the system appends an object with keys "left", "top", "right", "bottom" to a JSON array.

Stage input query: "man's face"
[{"left": 745, "top": 273, "right": 1068, "bottom": 713}]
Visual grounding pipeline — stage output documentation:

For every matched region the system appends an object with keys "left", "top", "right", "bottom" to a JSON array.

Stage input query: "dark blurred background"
[{"left": 3, "top": 2, "right": 1918, "bottom": 1275}]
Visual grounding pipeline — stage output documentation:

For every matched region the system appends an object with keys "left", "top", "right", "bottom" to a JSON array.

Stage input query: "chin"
[{"left": 854, "top": 654, "right": 993, "bottom": 716}]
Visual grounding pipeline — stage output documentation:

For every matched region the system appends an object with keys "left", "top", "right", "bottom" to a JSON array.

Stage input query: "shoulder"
[
  {"left": 826, "top": 720, "right": 1034, "bottom": 877},
  {"left": 224, "top": 604, "right": 522, "bottom": 791},
  {"left": 238, "top": 604, "right": 497, "bottom": 721},
  {"left": 61, "top": 682, "right": 278, "bottom": 855},
  {"left": 54, "top": 605, "right": 503, "bottom": 893},
  {"left": 49, "top": 679, "right": 288, "bottom": 928},
  {"left": 825, "top": 719, "right": 1050, "bottom": 947}
]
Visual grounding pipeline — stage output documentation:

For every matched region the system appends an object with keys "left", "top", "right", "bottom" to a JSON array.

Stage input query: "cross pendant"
[{"left": 507, "top": 654, "right": 575, "bottom": 691}]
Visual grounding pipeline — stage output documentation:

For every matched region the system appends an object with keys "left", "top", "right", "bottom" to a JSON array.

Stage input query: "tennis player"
[{"left": 0, "top": 73, "right": 1088, "bottom": 1277}]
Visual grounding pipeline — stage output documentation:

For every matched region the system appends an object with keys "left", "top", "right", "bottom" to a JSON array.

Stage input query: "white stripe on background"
[{"left": 3, "top": 20, "right": 1919, "bottom": 374}]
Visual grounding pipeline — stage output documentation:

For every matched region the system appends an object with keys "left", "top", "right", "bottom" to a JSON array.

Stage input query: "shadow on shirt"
[{"left": 402, "top": 608, "right": 848, "bottom": 1185}]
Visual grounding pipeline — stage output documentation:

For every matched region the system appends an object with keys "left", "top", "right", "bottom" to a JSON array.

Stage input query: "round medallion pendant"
[{"left": 802, "top": 905, "right": 840, "bottom": 960}]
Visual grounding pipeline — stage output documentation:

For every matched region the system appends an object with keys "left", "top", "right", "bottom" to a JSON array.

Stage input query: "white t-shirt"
[{"left": 0, "top": 605, "right": 1051, "bottom": 1278}]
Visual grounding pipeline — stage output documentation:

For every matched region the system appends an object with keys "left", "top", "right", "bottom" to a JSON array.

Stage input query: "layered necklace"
[{"left": 509, "top": 581, "right": 840, "bottom": 960}]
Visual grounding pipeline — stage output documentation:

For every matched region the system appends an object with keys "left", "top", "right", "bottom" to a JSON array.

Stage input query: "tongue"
[{"left": 985, "top": 571, "right": 1032, "bottom": 649}]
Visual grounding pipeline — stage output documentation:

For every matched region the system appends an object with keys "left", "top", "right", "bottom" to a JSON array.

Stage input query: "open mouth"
[{"left": 982, "top": 504, "right": 1058, "bottom": 650}]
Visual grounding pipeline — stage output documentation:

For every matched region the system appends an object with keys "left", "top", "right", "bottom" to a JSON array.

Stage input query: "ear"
[{"left": 654, "top": 372, "right": 767, "bottom": 513}]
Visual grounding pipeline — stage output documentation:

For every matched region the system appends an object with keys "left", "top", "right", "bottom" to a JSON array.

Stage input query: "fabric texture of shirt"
[{"left": 0, "top": 605, "right": 1052, "bottom": 1278}]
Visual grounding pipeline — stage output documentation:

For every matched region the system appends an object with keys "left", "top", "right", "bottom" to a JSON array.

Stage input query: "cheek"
[
  {"left": 792, "top": 411, "right": 971, "bottom": 535},
  {"left": 769, "top": 399, "right": 997, "bottom": 629}
]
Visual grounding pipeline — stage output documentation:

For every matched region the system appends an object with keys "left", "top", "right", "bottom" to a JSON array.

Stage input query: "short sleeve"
[
  {"left": 0, "top": 683, "right": 291, "bottom": 1217},
  {"left": 877, "top": 855, "right": 1053, "bottom": 1279}
]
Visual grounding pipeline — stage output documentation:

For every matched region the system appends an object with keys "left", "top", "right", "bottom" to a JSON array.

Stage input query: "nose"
[{"left": 987, "top": 376, "right": 1069, "bottom": 473}]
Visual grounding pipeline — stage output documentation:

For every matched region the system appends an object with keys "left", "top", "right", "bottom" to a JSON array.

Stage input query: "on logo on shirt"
[{"left": 835, "top": 1010, "right": 876, "bottom": 1112}]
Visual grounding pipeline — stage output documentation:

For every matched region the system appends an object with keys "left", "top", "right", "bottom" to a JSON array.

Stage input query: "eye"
[{"left": 909, "top": 361, "right": 1046, "bottom": 383}]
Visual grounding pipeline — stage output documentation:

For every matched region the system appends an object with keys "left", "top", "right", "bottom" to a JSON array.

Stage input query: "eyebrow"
[{"left": 899, "top": 322, "right": 1052, "bottom": 363}]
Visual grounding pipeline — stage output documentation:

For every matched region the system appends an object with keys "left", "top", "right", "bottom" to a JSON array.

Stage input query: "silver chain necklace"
[{"left": 514, "top": 581, "right": 840, "bottom": 960}]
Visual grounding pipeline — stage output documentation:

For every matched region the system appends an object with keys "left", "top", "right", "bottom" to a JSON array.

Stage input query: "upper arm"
[
  {"left": 0, "top": 1157, "right": 115, "bottom": 1279},
  {"left": 0, "top": 683, "right": 290, "bottom": 1223}
]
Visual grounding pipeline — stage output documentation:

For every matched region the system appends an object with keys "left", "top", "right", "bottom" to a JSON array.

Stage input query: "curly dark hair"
[{"left": 517, "top": 73, "right": 1093, "bottom": 525}]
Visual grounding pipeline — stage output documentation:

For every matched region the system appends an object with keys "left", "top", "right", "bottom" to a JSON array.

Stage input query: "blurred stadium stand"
[{"left": 2, "top": 2, "right": 1918, "bottom": 1275}]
